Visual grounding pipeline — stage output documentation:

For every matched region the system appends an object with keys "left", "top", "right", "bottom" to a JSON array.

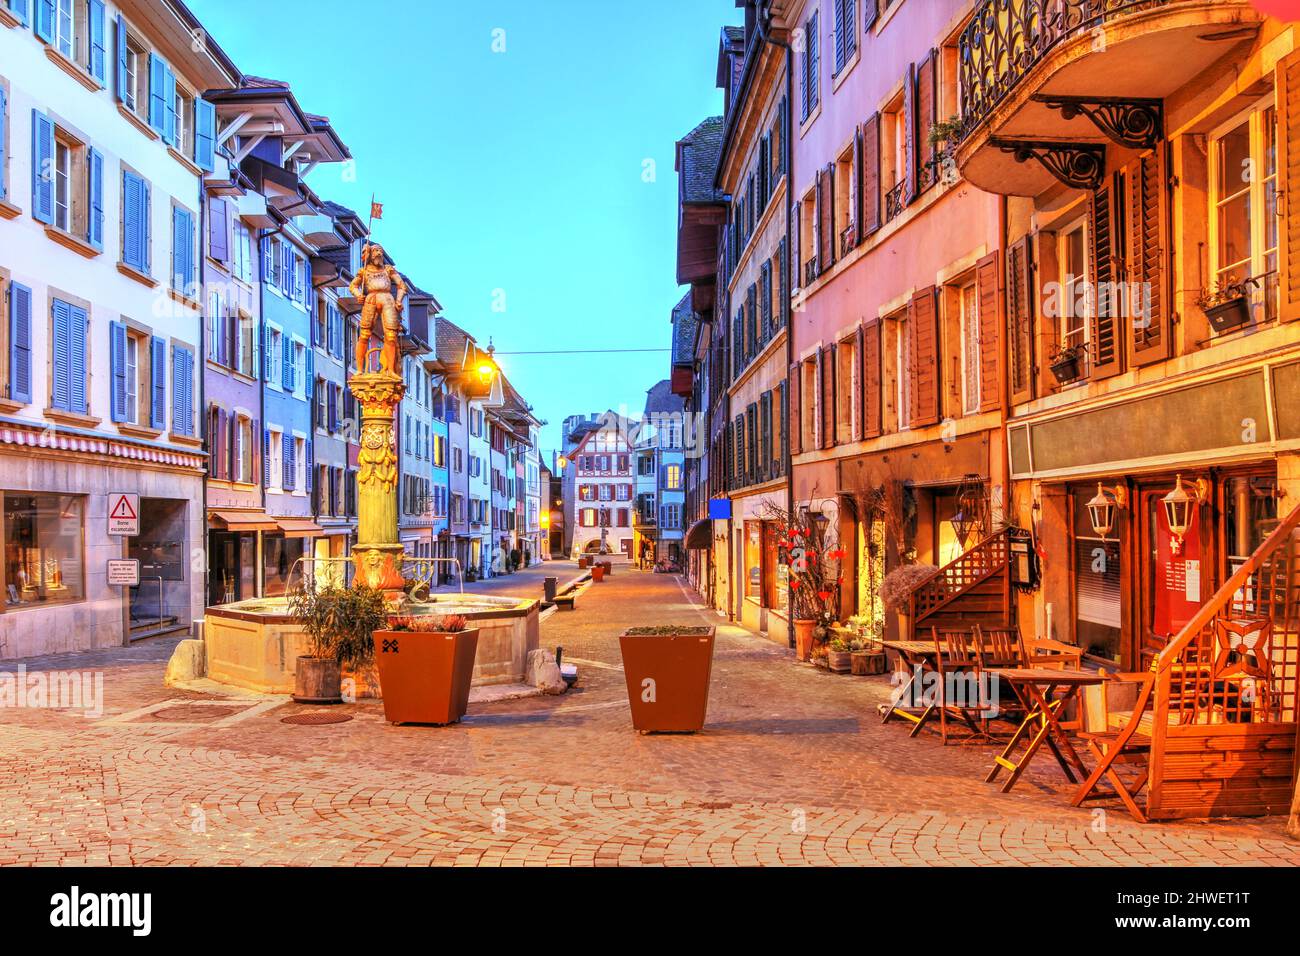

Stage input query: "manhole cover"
[
  {"left": 281, "top": 712, "right": 353, "bottom": 725},
  {"left": 148, "top": 704, "right": 243, "bottom": 722}
]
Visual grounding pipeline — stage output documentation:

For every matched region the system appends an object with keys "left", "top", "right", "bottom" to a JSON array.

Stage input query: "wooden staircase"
[
  {"left": 1145, "top": 499, "right": 1300, "bottom": 821},
  {"left": 907, "top": 527, "right": 1013, "bottom": 638}
]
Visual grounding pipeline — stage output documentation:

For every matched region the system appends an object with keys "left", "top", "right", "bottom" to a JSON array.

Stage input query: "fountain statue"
[{"left": 193, "top": 233, "right": 541, "bottom": 694}]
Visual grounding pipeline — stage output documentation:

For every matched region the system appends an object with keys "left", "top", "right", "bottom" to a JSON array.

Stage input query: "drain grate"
[
  {"left": 281, "top": 711, "right": 354, "bottom": 725},
  {"left": 148, "top": 704, "right": 243, "bottom": 722}
]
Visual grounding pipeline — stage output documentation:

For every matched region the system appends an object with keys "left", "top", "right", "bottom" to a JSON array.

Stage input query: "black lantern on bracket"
[
  {"left": 1085, "top": 483, "right": 1127, "bottom": 541},
  {"left": 1162, "top": 474, "right": 1208, "bottom": 552}
]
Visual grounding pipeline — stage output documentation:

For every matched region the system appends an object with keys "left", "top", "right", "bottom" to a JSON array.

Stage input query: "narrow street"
[{"left": 1, "top": 571, "right": 1296, "bottom": 867}]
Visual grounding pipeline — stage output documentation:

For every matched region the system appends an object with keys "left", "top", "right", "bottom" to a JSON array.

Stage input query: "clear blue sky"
[{"left": 188, "top": 0, "right": 739, "bottom": 453}]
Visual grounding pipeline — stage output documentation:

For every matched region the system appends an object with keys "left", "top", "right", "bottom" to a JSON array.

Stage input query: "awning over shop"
[
  {"left": 317, "top": 524, "right": 355, "bottom": 536},
  {"left": 208, "top": 510, "right": 279, "bottom": 532},
  {"left": 276, "top": 519, "right": 324, "bottom": 538},
  {"left": 685, "top": 519, "right": 712, "bottom": 550}
]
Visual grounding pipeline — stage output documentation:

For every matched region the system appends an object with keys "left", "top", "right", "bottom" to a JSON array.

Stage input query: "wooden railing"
[
  {"left": 1146, "top": 499, "right": 1300, "bottom": 821},
  {"left": 1154, "top": 500, "right": 1300, "bottom": 724},
  {"left": 910, "top": 526, "right": 1011, "bottom": 623},
  {"left": 957, "top": 0, "right": 1173, "bottom": 141}
]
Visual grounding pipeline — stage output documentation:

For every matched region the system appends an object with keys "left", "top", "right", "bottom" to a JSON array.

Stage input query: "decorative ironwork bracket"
[
  {"left": 989, "top": 138, "right": 1106, "bottom": 191},
  {"left": 1031, "top": 94, "right": 1163, "bottom": 150}
]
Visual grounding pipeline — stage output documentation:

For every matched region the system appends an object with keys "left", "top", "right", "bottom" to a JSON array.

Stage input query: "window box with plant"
[
  {"left": 373, "top": 613, "right": 480, "bottom": 726},
  {"left": 1196, "top": 274, "right": 1257, "bottom": 334},
  {"left": 618, "top": 625, "right": 717, "bottom": 733},
  {"left": 1047, "top": 343, "right": 1086, "bottom": 385},
  {"left": 287, "top": 584, "right": 387, "bottom": 704}
]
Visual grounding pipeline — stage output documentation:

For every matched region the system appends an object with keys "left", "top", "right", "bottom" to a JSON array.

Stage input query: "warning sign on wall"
[{"left": 108, "top": 494, "right": 139, "bottom": 536}]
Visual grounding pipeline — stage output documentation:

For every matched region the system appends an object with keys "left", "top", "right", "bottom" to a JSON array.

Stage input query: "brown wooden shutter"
[
  {"left": 862, "top": 320, "right": 882, "bottom": 438},
  {"left": 1127, "top": 144, "right": 1170, "bottom": 364},
  {"left": 1089, "top": 180, "right": 1122, "bottom": 379},
  {"left": 1278, "top": 49, "right": 1300, "bottom": 323},
  {"left": 852, "top": 325, "right": 866, "bottom": 441},
  {"left": 250, "top": 417, "right": 259, "bottom": 484},
  {"left": 227, "top": 412, "right": 238, "bottom": 480},
  {"left": 862, "top": 0, "right": 879, "bottom": 31},
  {"left": 916, "top": 50, "right": 937, "bottom": 193},
  {"left": 776, "top": 381, "right": 788, "bottom": 469},
  {"left": 821, "top": 343, "right": 837, "bottom": 448},
  {"left": 860, "top": 113, "right": 881, "bottom": 240},
  {"left": 813, "top": 348, "right": 825, "bottom": 449},
  {"left": 976, "top": 250, "right": 1001, "bottom": 413},
  {"left": 1035, "top": 229, "right": 1060, "bottom": 390},
  {"left": 820, "top": 163, "right": 836, "bottom": 273},
  {"left": 788, "top": 362, "right": 803, "bottom": 455},
  {"left": 1007, "top": 237, "right": 1035, "bottom": 405},
  {"left": 903, "top": 61, "right": 917, "bottom": 205},
  {"left": 909, "top": 286, "right": 940, "bottom": 428},
  {"left": 790, "top": 201, "right": 801, "bottom": 291}
]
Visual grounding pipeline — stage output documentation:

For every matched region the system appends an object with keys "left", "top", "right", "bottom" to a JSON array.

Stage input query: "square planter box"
[
  {"left": 1204, "top": 297, "right": 1251, "bottom": 333},
  {"left": 619, "top": 626, "right": 716, "bottom": 733},
  {"left": 373, "top": 628, "right": 480, "bottom": 726},
  {"left": 826, "top": 650, "right": 853, "bottom": 673}
]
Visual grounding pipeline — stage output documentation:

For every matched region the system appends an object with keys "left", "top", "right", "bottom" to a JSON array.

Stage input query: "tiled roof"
[
  {"left": 671, "top": 293, "right": 697, "bottom": 366},
  {"left": 678, "top": 116, "right": 725, "bottom": 204},
  {"left": 644, "top": 379, "right": 684, "bottom": 415},
  {"left": 241, "top": 75, "right": 290, "bottom": 90},
  {"left": 723, "top": 25, "right": 744, "bottom": 45}
]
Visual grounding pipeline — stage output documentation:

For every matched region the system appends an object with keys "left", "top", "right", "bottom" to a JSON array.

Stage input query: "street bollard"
[{"left": 544, "top": 577, "right": 558, "bottom": 602}]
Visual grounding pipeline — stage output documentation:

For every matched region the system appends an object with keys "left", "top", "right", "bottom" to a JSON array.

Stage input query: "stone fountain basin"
[{"left": 202, "top": 594, "right": 540, "bottom": 696}]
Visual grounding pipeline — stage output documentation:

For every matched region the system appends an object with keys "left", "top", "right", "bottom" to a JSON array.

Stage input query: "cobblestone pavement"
[{"left": 1, "top": 568, "right": 1297, "bottom": 866}]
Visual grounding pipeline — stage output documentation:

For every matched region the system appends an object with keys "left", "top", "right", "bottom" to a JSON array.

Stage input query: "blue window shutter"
[
  {"left": 171, "top": 346, "right": 183, "bottom": 433},
  {"left": 183, "top": 348, "right": 194, "bottom": 435},
  {"left": 262, "top": 325, "right": 271, "bottom": 380},
  {"left": 282, "top": 433, "right": 293, "bottom": 489},
  {"left": 305, "top": 440, "right": 313, "bottom": 493},
  {"left": 114, "top": 13, "right": 128, "bottom": 103},
  {"left": 150, "top": 336, "right": 166, "bottom": 429},
  {"left": 69, "top": 305, "right": 87, "bottom": 414},
  {"left": 88, "top": 0, "right": 107, "bottom": 86},
  {"left": 8, "top": 283, "right": 32, "bottom": 404},
  {"left": 51, "top": 299, "right": 70, "bottom": 410},
  {"left": 31, "top": 110, "right": 54, "bottom": 224},
  {"left": 34, "top": 0, "right": 52, "bottom": 42},
  {"left": 182, "top": 208, "right": 194, "bottom": 290},
  {"left": 262, "top": 428, "right": 271, "bottom": 488},
  {"left": 281, "top": 338, "right": 292, "bottom": 391},
  {"left": 172, "top": 207, "right": 193, "bottom": 294},
  {"left": 9, "top": 0, "right": 30, "bottom": 28},
  {"left": 195, "top": 99, "right": 215, "bottom": 171},
  {"left": 122, "top": 171, "right": 141, "bottom": 269},
  {"left": 163, "top": 66, "right": 177, "bottom": 147},
  {"left": 87, "top": 147, "right": 104, "bottom": 250},
  {"left": 0, "top": 87, "right": 7, "bottom": 202},
  {"left": 305, "top": 347, "right": 313, "bottom": 399},
  {"left": 109, "top": 320, "right": 126, "bottom": 421},
  {"left": 148, "top": 54, "right": 165, "bottom": 132},
  {"left": 208, "top": 197, "right": 228, "bottom": 263}
]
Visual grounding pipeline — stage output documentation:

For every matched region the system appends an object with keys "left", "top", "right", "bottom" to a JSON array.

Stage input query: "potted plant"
[
  {"left": 826, "top": 637, "right": 853, "bottom": 673},
  {"left": 762, "top": 499, "right": 845, "bottom": 662},
  {"left": 619, "top": 624, "right": 716, "bottom": 732},
  {"left": 1196, "top": 274, "right": 1257, "bottom": 333},
  {"left": 373, "top": 613, "right": 479, "bottom": 725},
  {"left": 1048, "top": 343, "right": 1086, "bottom": 384},
  {"left": 926, "top": 116, "right": 962, "bottom": 186},
  {"left": 287, "top": 584, "right": 388, "bottom": 704},
  {"left": 591, "top": 563, "right": 605, "bottom": 583}
]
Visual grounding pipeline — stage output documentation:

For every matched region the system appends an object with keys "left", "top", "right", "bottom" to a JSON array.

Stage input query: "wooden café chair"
[
  {"left": 974, "top": 625, "right": 1029, "bottom": 733},
  {"left": 1070, "top": 670, "right": 1156, "bottom": 823},
  {"left": 921, "top": 627, "right": 985, "bottom": 745}
]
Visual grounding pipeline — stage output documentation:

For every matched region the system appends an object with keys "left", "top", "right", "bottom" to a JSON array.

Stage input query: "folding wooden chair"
[
  {"left": 975, "top": 625, "right": 1028, "bottom": 733},
  {"left": 1069, "top": 671, "right": 1155, "bottom": 823},
  {"left": 920, "top": 627, "right": 985, "bottom": 745}
]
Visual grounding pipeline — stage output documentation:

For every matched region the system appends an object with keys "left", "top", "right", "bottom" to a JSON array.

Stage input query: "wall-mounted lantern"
[
  {"left": 1085, "top": 483, "right": 1128, "bottom": 540},
  {"left": 1162, "top": 474, "right": 1209, "bottom": 552}
]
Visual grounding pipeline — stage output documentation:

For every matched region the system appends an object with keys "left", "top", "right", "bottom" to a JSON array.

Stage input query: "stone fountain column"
[{"left": 350, "top": 370, "right": 407, "bottom": 597}]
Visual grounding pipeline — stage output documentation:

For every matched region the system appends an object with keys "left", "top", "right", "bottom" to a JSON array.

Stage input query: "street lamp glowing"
[{"left": 477, "top": 363, "right": 495, "bottom": 387}]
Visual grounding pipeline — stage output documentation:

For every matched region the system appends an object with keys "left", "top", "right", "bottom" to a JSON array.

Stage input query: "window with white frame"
[
  {"left": 1211, "top": 98, "right": 1279, "bottom": 325},
  {"left": 53, "top": 138, "right": 73, "bottom": 233},
  {"left": 237, "top": 313, "right": 255, "bottom": 377},
  {"left": 236, "top": 416, "right": 253, "bottom": 483},
  {"left": 55, "top": 0, "right": 76, "bottom": 60},
  {"left": 267, "top": 328, "right": 283, "bottom": 388},
  {"left": 294, "top": 436, "right": 306, "bottom": 491},
  {"left": 173, "top": 83, "right": 195, "bottom": 158},
  {"left": 293, "top": 340, "right": 306, "bottom": 397},
  {"left": 232, "top": 220, "right": 254, "bottom": 284},
  {"left": 207, "top": 289, "right": 223, "bottom": 362},
  {"left": 896, "top": 312, "right": 912, "bottom": 431},
  {"left": 1059, "top": 219, "right": 1089, "bottom": 370},
  {"left": 268, "top": 429, "right": 283, "bottom": 490}
]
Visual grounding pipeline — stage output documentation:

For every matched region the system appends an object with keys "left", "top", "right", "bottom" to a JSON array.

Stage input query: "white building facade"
[{"left": 0, "top": 0, "right": 239, "bottom": 657}]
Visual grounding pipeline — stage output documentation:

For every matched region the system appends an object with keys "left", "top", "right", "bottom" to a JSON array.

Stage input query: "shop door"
[
  {"left": 128, "top": 498, "right": 186, "bottom": 638},
  {"left": 1136, "top": 482, "right": 1210, "bottom": 669}
]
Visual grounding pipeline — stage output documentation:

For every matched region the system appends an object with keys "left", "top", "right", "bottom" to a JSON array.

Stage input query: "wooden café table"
[
  {"left": 879, "top": 639, "right": 953, "bottom": 734},
  {"left": 985, "top": 667, "right": 1107, "bottom": 794}
]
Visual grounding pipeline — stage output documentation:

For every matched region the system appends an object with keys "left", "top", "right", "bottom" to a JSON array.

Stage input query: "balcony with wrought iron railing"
[{"left": 953, "top": 0, "right": 1262, "bottom": 195}]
